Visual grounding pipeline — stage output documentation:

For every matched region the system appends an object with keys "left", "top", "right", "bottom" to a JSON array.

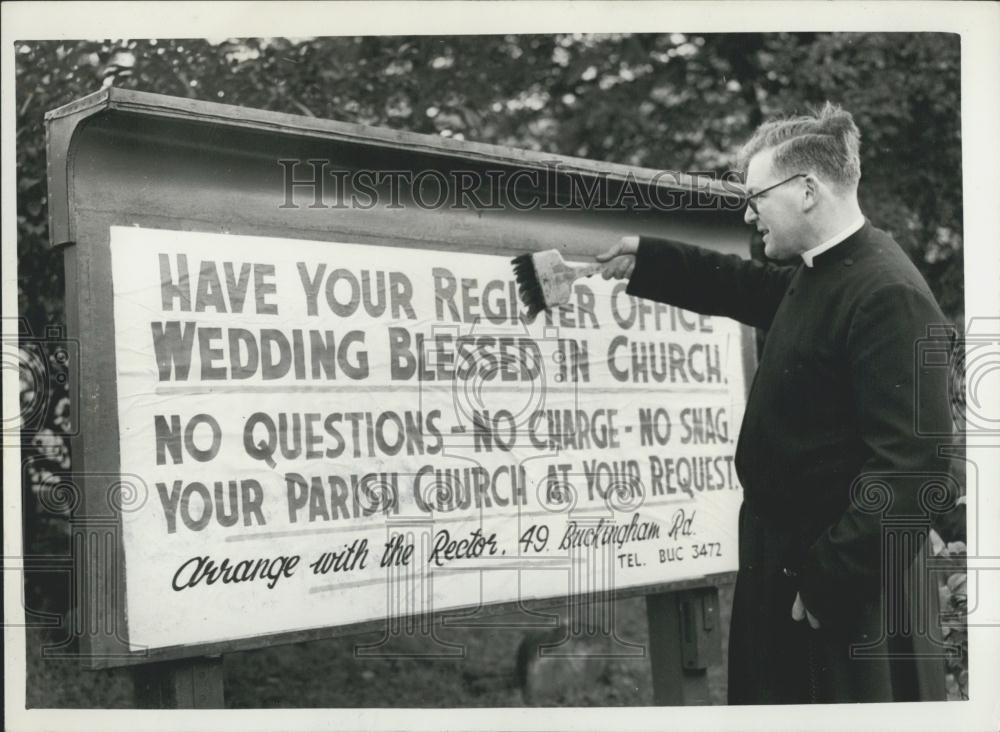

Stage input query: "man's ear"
[{"left": 801, "top": 174, "right": 819, "bottom": 212}]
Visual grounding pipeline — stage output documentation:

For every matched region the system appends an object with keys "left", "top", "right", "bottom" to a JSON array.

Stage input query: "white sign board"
[{"left": 109, "top": 226, "right": 746, "bottom": 650}]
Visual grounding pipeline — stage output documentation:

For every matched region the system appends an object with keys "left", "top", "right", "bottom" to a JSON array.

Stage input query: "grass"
[{"left": 24, "top": 575, "right": 734, "bottom": 708}]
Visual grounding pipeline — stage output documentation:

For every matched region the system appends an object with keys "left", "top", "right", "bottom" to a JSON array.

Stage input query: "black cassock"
[{"left": 627, "top": 221, "right": 953, "bottom": 704}]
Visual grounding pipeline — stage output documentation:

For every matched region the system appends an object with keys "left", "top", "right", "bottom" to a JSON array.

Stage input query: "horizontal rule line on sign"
[{"left": 153, "top": 384, "right": 730, "bottom": 395}]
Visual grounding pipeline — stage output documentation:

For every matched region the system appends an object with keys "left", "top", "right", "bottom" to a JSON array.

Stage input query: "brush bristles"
[{"left": 511, "top": 253, "right": 546, "bottom": 319}]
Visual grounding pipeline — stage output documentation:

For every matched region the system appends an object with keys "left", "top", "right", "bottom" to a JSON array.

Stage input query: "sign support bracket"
[{"left": 645, "top": 587, "right": 722, "bottom": 705}]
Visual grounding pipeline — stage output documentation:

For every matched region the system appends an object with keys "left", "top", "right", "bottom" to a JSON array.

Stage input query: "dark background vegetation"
[{"left": 15, "top": 33, "right": 967, "bottom": 706}]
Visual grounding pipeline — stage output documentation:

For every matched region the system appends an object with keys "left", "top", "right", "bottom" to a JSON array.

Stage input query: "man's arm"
[
  {"left": 796, "top": 282, "right": 953, "bottom": 626},
  {"left": 599, "top": 235, "right": 796, "bottom": 330}
]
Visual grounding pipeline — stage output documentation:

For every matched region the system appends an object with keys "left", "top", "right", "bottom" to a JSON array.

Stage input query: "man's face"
[{"left": 744, "top": 149, "right": 807, "bottom": 261}]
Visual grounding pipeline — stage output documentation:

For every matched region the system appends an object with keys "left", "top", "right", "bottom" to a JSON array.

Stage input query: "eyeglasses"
[{"left": 746, "top": 173, "right": 806, "bottom": 214}]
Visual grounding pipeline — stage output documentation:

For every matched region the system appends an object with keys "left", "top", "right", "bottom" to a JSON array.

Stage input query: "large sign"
[{"left": 109, "top": 226, "right": 746, "bottom": 650}]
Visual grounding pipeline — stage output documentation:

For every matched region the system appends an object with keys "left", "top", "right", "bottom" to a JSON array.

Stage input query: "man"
[{"left": 598, "top": 103, "right": 953, "bottom": 704}]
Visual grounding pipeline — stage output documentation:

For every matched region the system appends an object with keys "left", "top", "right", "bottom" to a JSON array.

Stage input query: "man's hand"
[
  {"left": 791, "top": 592, "right": 821, "bottom": 629},
  {"left": 595, "top": 235, "right": 639, "bottom": 280}
]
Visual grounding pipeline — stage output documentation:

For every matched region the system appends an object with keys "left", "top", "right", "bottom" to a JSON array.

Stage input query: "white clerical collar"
[{"left": 801, "top": 216, "right": 865, "bottom": 267}]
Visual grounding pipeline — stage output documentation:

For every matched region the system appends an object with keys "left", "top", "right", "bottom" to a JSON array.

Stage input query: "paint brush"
[{"left": 511, "top": 250, "right": 603, "bottom": 321}]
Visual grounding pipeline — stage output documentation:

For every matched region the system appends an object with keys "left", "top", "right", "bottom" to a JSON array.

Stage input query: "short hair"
[{"left": 739, "top": 102, "right": 862, "bottom": 190}]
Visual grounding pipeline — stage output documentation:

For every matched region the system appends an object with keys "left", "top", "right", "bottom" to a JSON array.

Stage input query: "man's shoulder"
[
  {"left": 852, "top": 224, "right": 936, "bottom": 295},
  {"left": 836, "top": 225, "right": 947, "bottom": 332}
]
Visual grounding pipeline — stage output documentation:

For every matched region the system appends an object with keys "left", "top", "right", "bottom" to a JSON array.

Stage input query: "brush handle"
[{"left": 570, "top": 262, "right": 605, "bottom": 279}]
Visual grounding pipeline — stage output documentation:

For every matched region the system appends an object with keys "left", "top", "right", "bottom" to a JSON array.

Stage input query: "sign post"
[
  {"left": 646, "top": 587, "right": 722, "bottom": 705},
  {"left": 45, "top": 89, "right": 753, "bottom": 707},
  {"left": 133, "top": 656, "right": 225, "bottom": 709}
]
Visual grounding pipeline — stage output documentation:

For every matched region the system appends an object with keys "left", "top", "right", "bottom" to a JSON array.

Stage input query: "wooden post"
[
  {"left": 133, "top": 655, "right": 225, "bottom": 708},
  {"left": 645, "top": 587, "right": 722, "bottom": 705}
]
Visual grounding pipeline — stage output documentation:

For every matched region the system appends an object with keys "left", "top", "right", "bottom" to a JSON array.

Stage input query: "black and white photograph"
[{"left": 3, "top": 2, "right": 998, "bottom": 731}]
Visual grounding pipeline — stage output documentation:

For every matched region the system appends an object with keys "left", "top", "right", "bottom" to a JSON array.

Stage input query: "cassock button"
[
  {"left": 782, "top": 567, "right": 798, "bottom": 578},
  {"left": 844, "top": 257, "right": 854, "bottom": 266}
]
